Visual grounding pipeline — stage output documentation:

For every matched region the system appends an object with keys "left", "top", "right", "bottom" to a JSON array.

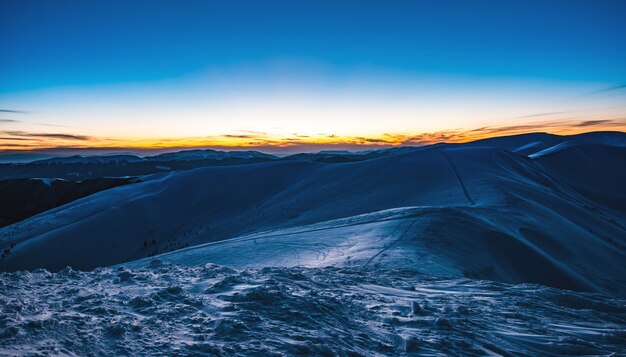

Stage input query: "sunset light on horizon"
[{"left": 1, "top": 0, "right": 625, "bottom": 154}]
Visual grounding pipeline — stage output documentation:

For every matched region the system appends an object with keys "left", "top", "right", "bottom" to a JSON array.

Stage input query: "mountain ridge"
[{"left": 1, "top": 133, "right": 625, "bottom": 298}]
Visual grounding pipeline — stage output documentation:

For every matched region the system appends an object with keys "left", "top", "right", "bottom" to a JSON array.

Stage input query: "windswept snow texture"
[{"left": 1, "top": 264, "right": 625, "bottom": 356}]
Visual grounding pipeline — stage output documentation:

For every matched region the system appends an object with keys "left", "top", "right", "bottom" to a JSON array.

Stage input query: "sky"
[{"left": 1, "top": 0, "right": 625, "bottom": 154}]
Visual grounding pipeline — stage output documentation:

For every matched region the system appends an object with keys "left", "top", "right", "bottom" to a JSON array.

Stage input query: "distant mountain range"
[{"left": 2, "top": 131, "right": 624, "bottom": 180}]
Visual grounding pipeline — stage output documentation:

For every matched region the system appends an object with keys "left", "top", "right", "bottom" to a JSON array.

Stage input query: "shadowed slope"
[
  {"left": 1, "top": 134, "right": 625, "bottom": 297},
  {"left": 124, "top": 146, "right": 626, "bottom": 296}
]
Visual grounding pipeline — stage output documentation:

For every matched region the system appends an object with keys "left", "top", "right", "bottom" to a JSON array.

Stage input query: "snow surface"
[
  {"left": 1, "top": 264, "right": 625, "bottom": 356},
  {"left": 512, "top": 141, "right": 550, "bottom": 155},
  {"left": 1, "top": 133, "right": 625, "bottom": 355},
  {"left": 2, "top": 143, "right": 625, "bottom": 297}
]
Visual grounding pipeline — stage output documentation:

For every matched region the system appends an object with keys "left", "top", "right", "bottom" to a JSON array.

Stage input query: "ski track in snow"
[
  {"left": 437, "top": 150, "right": 475, "bottom": 205},
  {"left": 1, "top": 263, "right": 625, "bottom": 356}
]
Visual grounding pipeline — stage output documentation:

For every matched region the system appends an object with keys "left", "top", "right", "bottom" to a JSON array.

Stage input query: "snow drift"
[{"left": 2, "top": 264, "right": 625, "bottom": 356}]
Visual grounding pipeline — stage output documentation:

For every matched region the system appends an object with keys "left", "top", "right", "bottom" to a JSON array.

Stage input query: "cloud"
[
  {"left": 572, "top": 119, "right": 625, "bottom": 127},
  {"left": 0, "top": 143, "right": 35, "bottom": 148},
  {"left": 2, "top": 115, "right": 624, "bottom": 154},
  {"left": 0, "top": 109, "right": 28, "bottom": 114},
  {"left": 0, "top": 137, "right": 31, "bottom": 140},
  {"left": 32, "top": 122, "right": 72, "bottom": 128},
  {"left": 222, "top": 134, "right": 261, "bottom": 139},
  {"left": 239, "top": 130, "right": 271, "bottom": 135},
  {"left": 588, "top": 84, "right": 626, "bottom": 95},
  {"left": 32, "top": 133, "right": 91, "bottom": 140},
  {"left": 518, "top": 111, "right": 568, "bottom": 119},
  {"left": 354, "top": 137, "right": 393, "bottom": 144},
  {"left": 2, "top": 130, "right": 90, "bottom": 141},
  {"left": 0, "top": 117, "right": 70, "bottom": 128},
  {"left": 600, "top": 84, "right": 626, "bottom": 92}
]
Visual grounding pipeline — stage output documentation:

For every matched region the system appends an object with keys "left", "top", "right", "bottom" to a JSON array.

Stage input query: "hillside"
[{"left": 1, "top": 132, "right": 625, "bottom": 298}]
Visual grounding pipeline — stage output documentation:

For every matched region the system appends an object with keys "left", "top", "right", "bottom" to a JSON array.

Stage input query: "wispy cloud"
[
  {"left": 0, "top": 143, "right": 36, "bottom": 148},
  {"left": 354, "top": 137, "right": 392, "bottom": 144},
  {"left": 0, "top": 109, "right": 70, "bottom": 127},
  {"left": 0, "top": 137, "right": 31, "bottom": 141},
  {"left": 222, "top": 134, "right": 262, "bottom": 139},
  {"left": 0, "top": 109, "right": 28, "bottom": 114},
  {"left": 588, "top": 84, "right": 626, "bottom": 95},
  {"left": 239, "top": 130, "right": 271, "bottom": 136},
  {"left": 1, "top": 130, "right": 90, "bottom": 141},
  {"left": 32, "top": 133, "right": 91, "bottom": 140},
  {"left": 518, "top": 111, "right": 568, "bottom": 119},
  {"left": 572, "top": 119, "right": 624, "bottom": 127}
]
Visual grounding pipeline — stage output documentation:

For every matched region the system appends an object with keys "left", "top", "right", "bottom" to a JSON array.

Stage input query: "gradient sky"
[{"left": 1, "top": 0, "right": 625, "bottom": 154}]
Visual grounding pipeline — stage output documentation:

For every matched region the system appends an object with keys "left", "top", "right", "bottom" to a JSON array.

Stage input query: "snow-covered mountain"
[
  {"left": 1, "top": 131, "right": 626, "bottom": 356},
  {"left": 1, "top": 132, "right": 625, "bottom": 298},
  {"left": 0, "top": 149, "right": 278, "bottom": 180},
  {"left": 32, "top": 154, "right": 145, "bottom": 164},
  {"left": 147, "top": 149, "right": 276, "bottom": 162}
]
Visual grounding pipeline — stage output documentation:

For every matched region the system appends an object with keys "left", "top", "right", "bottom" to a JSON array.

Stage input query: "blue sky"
[{"left": 1, "top": 0, "right": 625, "bottom": 152}]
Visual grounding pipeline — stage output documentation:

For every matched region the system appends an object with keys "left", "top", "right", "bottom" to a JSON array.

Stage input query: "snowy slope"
[
  {"left": 0, "top": 176, "right": 138, "bottom": 228},
  {"left": 2, "top": 137, "right": 626, "bottom": 298},
  {"left": 123, "top": 146, "right": 626, "bottom": 296},
  {"left": 2, "top": 133, "right": 626, "bottom": 356},
  {"left": 533, "top": 143, "right": 626, "bottom": 211},
  {"left": 0, "top": 148, "right": 471, "bottom": 271},
  {"left": 463, "top": 131, "right": 626, "bottom": 155}
]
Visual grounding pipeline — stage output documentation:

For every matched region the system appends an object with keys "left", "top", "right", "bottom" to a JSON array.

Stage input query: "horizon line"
[{"left": 1, "top": 128, "right": 624, "bottom": 157}]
